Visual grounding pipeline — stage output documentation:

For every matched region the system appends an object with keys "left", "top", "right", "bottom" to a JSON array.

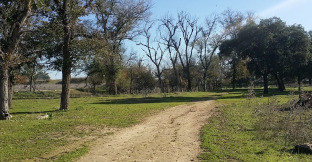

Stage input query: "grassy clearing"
[
  {"left": 200, "top": 89, "right": 312, "bottom": 161},
  {"left": 1, "top": 91, "right": 218, "bottom": 161},
  {"left": 13, "top": 89, "right": 92, "bottom": 99}
]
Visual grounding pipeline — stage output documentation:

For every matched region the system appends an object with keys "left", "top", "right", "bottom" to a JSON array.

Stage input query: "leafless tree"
[
  {"left": 138, "top": 22, "right": 165, "bottom": 92},
  {"left": 196, "top": 15, "right": 222, "bottom": 91},
  {"left": 159, "top": 15, "right": 182, "bottom": 91},
  {"left": 173, "top": 12, "right": 201, "bottom": 91},
  {"left": 93, "top": 0, "right": 151, "bottom": 94}
]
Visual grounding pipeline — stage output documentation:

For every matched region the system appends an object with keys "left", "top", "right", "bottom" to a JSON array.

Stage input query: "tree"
[
  {"left": 0, "top": 0, "right": 34, "bottom": 120},
  {"left": 20, "top": 60, "right": 48, "bottom": 92},
  {"left": 196, "top": 15, "right": 221, "bottom": 91},
  {"left": 307, "top": 31, "right": 312, "bottom": 85},
  {"left": 138, "top": 22, "right": 165, "bottom": 92},
  {"left": 237, "top": 18, "right": 280, "bottom": 94},
  {"left": 159, "top": 16, "right": 182, "bottom": 91},
  {"left": 218, "top": 10, "right": 251, "bottom": 90},
  {"left": 49, "top": 0, "right": 92, "bottom": 110},
  {"left": 225, "top": 17, "right": 310, "bottom": 94},
  {"left": 92, "top": 0, "right": 151, "bottom": 94},
  {"left": 163, "top": 12, "right": 200, "bottom": 91},
  {"left": 283, "top": 25, "right": 310, "bottom": 93}
]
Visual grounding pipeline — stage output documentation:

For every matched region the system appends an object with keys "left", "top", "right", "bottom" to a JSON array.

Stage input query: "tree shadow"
[
  {"left": 10, "top": 109, "right": 60, "bottom": 115},
  {"left": 92, "top": 95, "right": 220, "bottom": 105},
  {"left": 213, "top": 88, "right": 300, "bottom": 100}
]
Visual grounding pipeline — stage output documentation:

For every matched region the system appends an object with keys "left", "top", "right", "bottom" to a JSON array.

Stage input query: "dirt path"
[{"left": 78, "top": 100, "right": 215, "bottom": 162}]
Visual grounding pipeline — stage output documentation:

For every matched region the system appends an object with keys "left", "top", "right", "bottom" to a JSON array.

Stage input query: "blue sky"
[
  {"left": 49, "top": 0, "right": 312, "bottom": 79},
  {"left": 150, "top": 0, "right": 312, "bottom": 29}
]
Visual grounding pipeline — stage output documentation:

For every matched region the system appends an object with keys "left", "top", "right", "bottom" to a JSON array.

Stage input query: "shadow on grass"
[
  {"left": 10, "top": 109, "right": 60, "bottom": 115},
  {"left": 92, "top": 95, "right": 221, "bottom": 105},
  {"left": 215, "top": 88, "right": 303, "bottom": 100},
  {"left": 92, "top": 88, "right": 300, "bottom": 105}
]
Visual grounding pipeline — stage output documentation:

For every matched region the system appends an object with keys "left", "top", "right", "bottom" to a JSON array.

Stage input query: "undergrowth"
[{"left": 200, "top": 89, "right": 312, "bottom": 161}]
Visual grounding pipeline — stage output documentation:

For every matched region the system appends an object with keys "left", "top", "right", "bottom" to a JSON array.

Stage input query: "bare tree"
[
  {"left": 173, "top": 12, "right": 201, "bottom": 91},
  {"left": 196, "top": 15, "right": 221, "bottom": 91},
  {"left": 159, "top": 16, "right": 182, "bottom": 91},
  {"left": 93, "top": 0, "right": 151, "bottom": 94},
  {"left": 138, "top": 22, "right": 165, "bottom": 92}
]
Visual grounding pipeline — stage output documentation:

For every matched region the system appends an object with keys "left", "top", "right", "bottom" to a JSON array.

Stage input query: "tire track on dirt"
[{"left": 78, "top": 100, "right": 215, "bottom": 162}]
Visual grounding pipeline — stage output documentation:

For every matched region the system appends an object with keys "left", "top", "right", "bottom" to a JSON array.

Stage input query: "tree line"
[{"left": 1, "top": 0, "right": 311, "bottom": 120}]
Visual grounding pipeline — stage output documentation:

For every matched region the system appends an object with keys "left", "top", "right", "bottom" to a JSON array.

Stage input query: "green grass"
[
  {"left": 0, "top": 91, "right": 217, "bottom": 161},
  {"left": 52, "top": 145, "right": 89, "bottom": 162},
  {"left": 13, "top": 89, "right": 92, "bottom": 99},
  {"left": 4, "top": 87, "right": 312, "bottom": 161},
  {"left": 200, "top": 90, "right": 312, "bottom": 161}
]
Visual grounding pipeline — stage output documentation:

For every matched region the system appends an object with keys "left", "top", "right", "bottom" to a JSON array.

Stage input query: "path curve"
[{"left": 78, "top": 100, "right": 215, "bottom": 162}]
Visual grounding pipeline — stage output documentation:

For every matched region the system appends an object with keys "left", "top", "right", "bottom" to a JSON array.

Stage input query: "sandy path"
[{"left": 78, "top": 100, "right": 215, "bottom": 162}]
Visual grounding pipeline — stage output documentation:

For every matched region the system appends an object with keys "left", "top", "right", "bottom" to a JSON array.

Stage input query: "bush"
[{"left": 254, "top": 93, "right": 312, "bottom": 149}]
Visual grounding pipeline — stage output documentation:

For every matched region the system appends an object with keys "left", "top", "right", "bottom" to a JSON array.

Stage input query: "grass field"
[
  {"left": 200, "top": 88, "right": 312, "bottom": 161},
  {"left": 0, "top": 91, "right": 219, "bottom": 161},
  {"left": 2, "top": 87, "right": 312, "bottom": 161}
]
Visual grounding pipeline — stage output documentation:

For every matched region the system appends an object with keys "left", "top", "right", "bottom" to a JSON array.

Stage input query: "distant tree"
[
  {"left": 123, "top": 58, "right": 156, "bottom": 93},
  {"left": 196, "top": 15, "right": 221, "bottom": 91},
  {"left": 283, "top": 25, "right": 310, "bottom": 93},
  {"left": 306, "top": 31, "right": 312, "bottom": 85},
  {"left": 138, "top": 22, "right": 165, "bottom": 92},
  {"left": 219, "top": 10, "right": 253, "bottom": 90},
  {"left": 20, "top": 60, "right": 49, "bottom": 92},
  {"left": 163, "top": 12, "right": 201, "bottom": 91},
  {"left": 227, "top": 17, "right": 310, "bottom": 94},
  {"left": 92, "top": 0, "right": 151, "bottom": 95},
  {"left": 159, "top": 16, "right": 182, "bottom": 91},
  {"left": 87, "top": 72, "right": 104, "bottom": 92},
  {"left": 237, "top": 18, "right": 280, "bottom": 94}
]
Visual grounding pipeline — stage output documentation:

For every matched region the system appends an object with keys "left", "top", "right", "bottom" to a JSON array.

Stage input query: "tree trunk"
[
  {"left": 187, "top": 76, "right": 192, "bottom": 91},
  {"left": 263, "top": 73, "right": 269, "bottom": 94},
  {"left": 157, "top": 75, "right": 163, "bottom": 93},
  {"left": 130, "top": 69, "right": 133, "bottom": 94},
  {"left": 29, "top": 74, "right": 33, "bottom": 92},
  {"left": 232, "top": 61, "right": 237, "bottom": 90},
  {"left": 114, "top": 80, "right": 117, "bottom": 95},
  {"left": 172, "top": 63, "right": 180, "bottom": 92},
  {"left": 60, "top": 61, "right": 71, "bottom": 110},
  {"left": 58, "top": 0, "right": 73, "bottom": 110},
  {"left": 106, "top": 57, "right": 118, "bottom": 95},
  {"left": 156, "top": 67, "right": 163, "bottom": 93},
  {"left": 0, "top": 64, "right": 10, "bottom": 120},
  {"left": 92, "top": 84, "right": 96, "bottom": 93},
  {"left": 274, "top": 73, "right": 285, "bottom": 91},
  {"left": 8, "top": 69, "right": 14, "bottom": 109},
  {"left": 298, "top": 76, "right": 302, "bottom": 95},
  {"left": 186, "top": 67, "right": 192, "bottom": 92},
  {"left": 203, "top": 70, "right": 207, "bottom": 92},
  {"left": 60, "top": 24, "right": 71, "bottom": 110},
  {"left": 8, "top": 76, "right": 13, "bottom": 109},
  {"left": 309, "top": 77, "right": 312, "bottom": 86},
  {"left": 280, "top": 78, "right": 285, "bottom": 91},
  {"left": 106, "top": 77, "right": 116, "bottom": 95}
]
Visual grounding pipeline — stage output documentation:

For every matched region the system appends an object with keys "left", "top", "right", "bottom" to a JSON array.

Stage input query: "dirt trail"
[{"left": 78, "top": 100, "right": 215, "bottom": 162}]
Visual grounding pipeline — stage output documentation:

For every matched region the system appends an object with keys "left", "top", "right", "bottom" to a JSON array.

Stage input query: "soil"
[{"left": 78, "top": 100, "right": 215, "bottom": 162}]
